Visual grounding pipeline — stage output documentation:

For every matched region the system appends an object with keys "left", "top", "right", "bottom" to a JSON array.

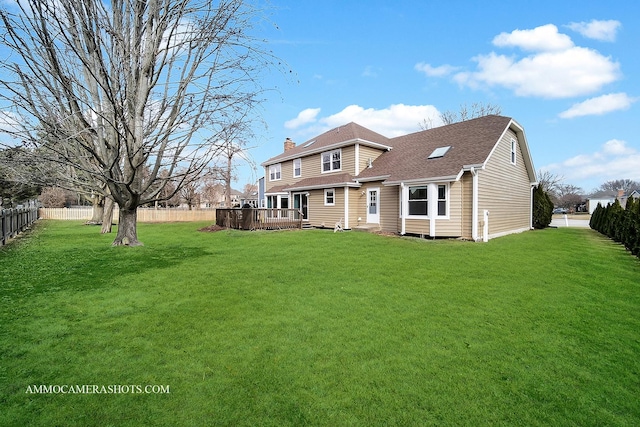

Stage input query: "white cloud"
[
  {"left": 453, "top": 46, "right": 620, "bottom": 99},
  {"left": 544, "top": 139, "right": 640, "bottom": 190},
  {"left": 414, "top": 62, "right": 459, "bottom": 77},
  {"left": 492, "top": 24, "right": 573, "bottom": 51},
  {"left": 559, "top": 93, "right": 637, "bottom": 118},
  {"left": 567, "top": 20, "right": 621, "bottom": 42},
  {"left": 423, "top": 24, "right": 621, "bottom": 99},
  {"left": 284, "top": 108, "right": 321, "bottom": 129},
  {"left": 285, "top": 104, "right": 442, "bottom": 138}
]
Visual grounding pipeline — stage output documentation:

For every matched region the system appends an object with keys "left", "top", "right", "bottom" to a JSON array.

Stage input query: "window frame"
[
  {"left": 510, "top": 139, "right": 517, "bottom": 165},
  {"left": 321, "top": 149, "right": 342, "bottom": 173},
  {"left": 408, "top": 185, "right": 428, "bottom": 217},
  {"left": 324, "top": 188, "right": 335, "bottom": 206},
  {"left": 269, "top": 163, "right": 281, "bottom": 181},
  {"left": 293, "top": 158, "right": 301, "bottom": 178}
]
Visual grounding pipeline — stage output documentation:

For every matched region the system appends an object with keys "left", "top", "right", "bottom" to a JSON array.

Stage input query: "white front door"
[{"left": 367, "top": 188, "right": 380, "bottom": 224}]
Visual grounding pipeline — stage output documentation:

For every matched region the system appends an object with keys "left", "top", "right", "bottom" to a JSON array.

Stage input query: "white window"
[
  {"left": 269, "top": 164, "right": 281, "bottom": 181},
  {"left": 293, "top": 158, "right": 301, "bottom": 177},
  {"left": 324, "top": 189, "right": 335, "bottom": 206},
  {"left": 322, "top": 149, "right": 341, "bottom": 173},
  {"left": 406, "top": 184, "right": 448, "bottom": 218},
  {"left": 511, "top": 139, "right": 517, "bottom": 165},
  {"left": 437, "top": 184, "right": 447, "bottom": 216},
  {"left": 408, "top": 186, "right": 428, "bottom": 216}
]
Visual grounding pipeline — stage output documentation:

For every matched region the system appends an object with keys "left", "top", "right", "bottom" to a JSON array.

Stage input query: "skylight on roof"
[
  {"left": 303, "top": 140, "right": 316, "bottom": 148},
  {"left": 428, "top": 146, "right": 451, "bottom": 159}
]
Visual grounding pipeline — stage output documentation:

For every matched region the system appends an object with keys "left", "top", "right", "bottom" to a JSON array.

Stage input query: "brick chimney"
[
  {"left": 617, "top": 189, "right": 625, "bottom": 199},
  {"left": 284, "top": 137, "right": 296, "bottom": 151}
]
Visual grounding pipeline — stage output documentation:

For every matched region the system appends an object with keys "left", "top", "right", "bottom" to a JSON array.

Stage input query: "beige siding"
[
  {"left": 460, "top": 173, "right": 473, "bottom": 239},
  {"left": 478, "top": 129, "right": 532, "bottom": 237},
  {"left": 433, "top": 180, "right": 464, "bottom": 237},
  {"left": 307, "top": 188, "right": 345, "bottom": 228},
  {"left": 265, "top": 146, "right": 358, "bottom": 193},
  {"left": 379, "top": 184, "right": 399, "bottom": 232},
  {"left": 357, "top": 145, "right": 386, "bottom": 175}
]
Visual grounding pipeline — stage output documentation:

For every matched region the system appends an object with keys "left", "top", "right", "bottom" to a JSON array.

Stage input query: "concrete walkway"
[{"left": 550, "top": 216, "right": 591, "bottom": 228}]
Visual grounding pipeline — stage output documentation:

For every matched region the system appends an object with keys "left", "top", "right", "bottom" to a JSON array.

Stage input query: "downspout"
[
  {"left": 471, "top": 167, "right": 478, "bottom": 241},
  {"left": 344, "top": 186, "right": 349, "bottom": 229},
  {"left": 530, "top": 185, "right": 534, "bottom": 230},
  {"left": 400, "top": 182, "right": 406, "bottom": 235}
]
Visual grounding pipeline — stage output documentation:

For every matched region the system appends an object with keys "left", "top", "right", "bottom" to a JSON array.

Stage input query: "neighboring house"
[
  {"left": 261, "top": 115, "right": 537, "bottom": 241},
  {"left": 588, "top": 189, "right": 640, "bottom": 213}
]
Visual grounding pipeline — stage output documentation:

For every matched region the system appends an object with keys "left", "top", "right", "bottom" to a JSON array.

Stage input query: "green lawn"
[{"left": 1, "top": 221, "right": 639, "bottom": 426}]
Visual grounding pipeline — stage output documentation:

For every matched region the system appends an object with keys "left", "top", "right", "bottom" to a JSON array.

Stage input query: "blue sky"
[{"left": 236, "top": 0, "right": 639, "bottom": 193}]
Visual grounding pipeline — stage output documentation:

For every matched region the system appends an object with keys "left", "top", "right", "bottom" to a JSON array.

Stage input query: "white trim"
[
  {"left": 324, "top": 188, "right": 335, "bottom": 206},
  {"left": 261, "top": 138, "right": 392, "bottom": 166},
  {"left": 471, "top": 167, "right": 479, "bottom": 241},
  {"left": 321, "top": 148, "right": 342, "bottom": 174},
  {"left": 268, "top": 163, "right": 282, "bottom": 181},
  {"left": 384, "top": 175, "right": 458, "bottom": 186},
  {"left": 285, "top": 181, "right": 360, "bottom": 192},
  {"left": 366, "top": 187, "right": 380, "bottom": 224},
  {"left": 344, "top": 186, "right": 349, "bottom": 229},
  {"left": 354, "top": 144, "right": 360, "bottom": 176},
  {"left": 429, "top": 183, "right": 437, "bottom": 237},
  {"left": 293, "top": 158, "right": 301, "bottom": 178},
  {"left": 400, "top": 183, "right": 406, "bottom": 235},
  {"left": 510, "top": 138, "right": 517, "bottom": 165}
]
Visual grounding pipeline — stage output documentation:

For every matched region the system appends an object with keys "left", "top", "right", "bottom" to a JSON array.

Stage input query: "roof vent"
[
  {"left": 303, "top": 140, "right": 316, "bottom": 148},
  {"left": 428, "top": 146, "right": 451, "bottom": 159}
]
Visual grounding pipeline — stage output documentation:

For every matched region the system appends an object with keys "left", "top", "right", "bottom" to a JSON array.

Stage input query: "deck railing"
[{"left": 216, "top": 208, "right": 303, "bottom": 230}]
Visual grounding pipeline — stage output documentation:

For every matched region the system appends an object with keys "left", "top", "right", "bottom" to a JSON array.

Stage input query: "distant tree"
[
  {"left": 440, "top": 102, "right": 502, "bottom": 125},
  {"left": 536, "top": 170, "right": 563, "bottom": 197},
  {"left": 596, "top": 179, "right": 640, "bottom": 194},
  {"left": 554, "top": 184, "right": 584, "bottom": 211},
  {"left": 39, "top": 187, "right": 68, "bottom": 208}
]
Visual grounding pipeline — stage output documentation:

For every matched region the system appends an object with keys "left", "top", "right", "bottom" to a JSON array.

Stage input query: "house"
[
  {"left": 261, "top": 115, "right": 537, "bottom": 241},
  {"left": 587, "top": 189, "right": 640, "bottom": 213}
]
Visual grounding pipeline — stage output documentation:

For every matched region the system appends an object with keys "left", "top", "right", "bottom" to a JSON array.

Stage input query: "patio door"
[
  {"left": 367, "top": 188, "right": 379, "bottom": 224},
  {"left": 293, "top": 193, "right": 308, "bottom": 220}
]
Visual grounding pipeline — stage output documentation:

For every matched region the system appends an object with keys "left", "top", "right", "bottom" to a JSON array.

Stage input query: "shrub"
[{"left": 532, "top": 185, "right": 553, "bottom": 229}]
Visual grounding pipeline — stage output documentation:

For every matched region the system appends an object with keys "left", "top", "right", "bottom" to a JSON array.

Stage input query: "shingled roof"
[
  {"left": 262, "top": 122, "right": 391, "bottom": 166},
  {"left": 357, "top": 115, "right": 524, "bottom": 183}
]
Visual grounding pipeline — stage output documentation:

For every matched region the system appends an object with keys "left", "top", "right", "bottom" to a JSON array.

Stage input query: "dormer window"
[{"left": 322, "top": 149, "right": 341, "bottom": 173}]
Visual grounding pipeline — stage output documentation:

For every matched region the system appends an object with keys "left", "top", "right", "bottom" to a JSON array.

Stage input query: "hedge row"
[{"left": 590, "top": 197, "right": 640, "bottom": 258}]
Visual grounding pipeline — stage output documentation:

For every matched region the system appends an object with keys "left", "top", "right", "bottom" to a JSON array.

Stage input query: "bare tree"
[
  {"left": 596, "top": 179, "right": 640, "bottom": 194},
  {"left": 537, "top": 170, "right": 564, "bottom": 197},
  {"left": 554, "top": 184, "right": 584, "bottom": 211},
  {"left": 440, "top": 102, "right": 502, "bottom": 125},
  {"left": 0, "top": 0, "right": 280, "bottom": 245}
]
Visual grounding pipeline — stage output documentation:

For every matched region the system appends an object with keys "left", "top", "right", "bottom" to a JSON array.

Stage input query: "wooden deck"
[{"left": 216, "top": 208, "right": 303, "bottom": 230}]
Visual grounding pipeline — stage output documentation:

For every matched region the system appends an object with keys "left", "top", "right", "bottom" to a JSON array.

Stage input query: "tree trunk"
[
  {"left": 112, "top": 207, "right": 142, "bottom": 246},
  {"left": 86, "top": 196, "right": 104, "bottom": 225},
  {"left": 101, "top": 197, "right": 114, "bottom": 234}
]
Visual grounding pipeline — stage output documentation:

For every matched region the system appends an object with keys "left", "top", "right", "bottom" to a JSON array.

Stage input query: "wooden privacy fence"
[
  {"left": 38, "top": 207, "right": 217, "bottom": 222},
  {"left": 1, "top": 207, "right": 39, "bottom": 246},
  {"left": 216, "top": 208, "right": 303, "bottom": 230}
]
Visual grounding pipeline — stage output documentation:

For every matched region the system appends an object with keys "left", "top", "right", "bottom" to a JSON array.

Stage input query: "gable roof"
[
  {"left": 358, "top": 115, "right": 536, "bottom": 184},
  {"left": 262, "top": 122, "right": 391, "bottom": 166}
]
